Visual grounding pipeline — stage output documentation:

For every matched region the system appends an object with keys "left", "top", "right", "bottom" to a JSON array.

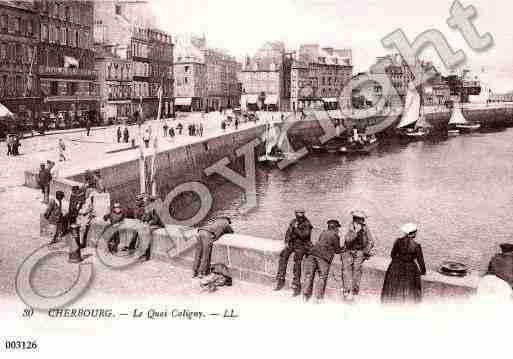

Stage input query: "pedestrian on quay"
[
  {"left": 163, "top": 122, "right": 169, "bottom": 137},
  {"left": 58, "top": 138, "right": 67, "bottom": 162},
  {"left": 381, "top": 223, "right": 426, "bottom": 305},
  {"left": 6, "top": 134, "right": 13, "bottom": 156},
  {"left": 192, "top": 217, "right": 234, "bottom": 278},
  {"left": 274, "top": 209, "right": 313, "bottom": 296},
  {"left": 117, "top": 126, "right": 122, "bottom": 143},
  {"left": 168, "top": 126, "right": 175, "bottom": 138},
  {"left": 341, "top": 211, "right": 375, "bottom": 300},
  {"left": 44, "top": 190, "right": 65, "bottom": 245},
  {"left": 177, "top": 122, "right": 183, "bottom": 135},
  {"left": 67, "top": 185, "right": 86, "bottom": 226},
  {"left": 38, "top": 162, "right": 51, "bottom": 204},
  {"left": 103, "top": 203, "right": 126, "bottom": 254},
  {"left": 125, "top": 194, "right": 164, "bottom": 261},
  {"left": 123, "top": 126, "right": 130, "bottom": 143},
  {"left": 86, "top": 119, "right": 91, "bottom": 136},
  {"left": 221, "top": 120, "right": 227, "bottom": 132},
  {"left": 199, "top": 122, "right": 204, "bottom": 137},
  {"left": 12, "top": 135, "right": 20, "bottom": 155},
  {"left": 143, "top": 128, "right": 151, "bottom": 148},
  {"left": 303, "top": 219, "right": 344, "bottom": 302},
  {"left": 234, "top": 118, "right": 239, "bottom": 130}
]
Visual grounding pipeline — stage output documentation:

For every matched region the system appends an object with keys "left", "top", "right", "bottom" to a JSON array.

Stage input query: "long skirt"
[{"left": 381, "top": 260, "right": 422, "bottom": 304}]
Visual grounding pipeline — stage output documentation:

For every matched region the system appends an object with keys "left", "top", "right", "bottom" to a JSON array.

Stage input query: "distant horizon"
[{"left": 148, "top": 0, "right": 512, "bottom": 93}]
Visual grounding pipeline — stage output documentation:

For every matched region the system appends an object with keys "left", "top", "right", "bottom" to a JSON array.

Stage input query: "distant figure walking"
[
  {"left": 177, "top": 122, "right": 183, "bottom": 135},
  {"left": 381, "top": 223, "right": 426, "bottom": 304},
  {"left": 221, "top": 121, "right": 226, "bottom": 132},
  {"left": 163, "top": 122, "right": 169, "bottom": 137},
  {"left": 58, "top": 138, "right": 67, "bottom": 161},
  {"left": 123, "top": 127, "right": 130, "bottom": 143},
  {"left": 44, "top": 190, "right": 65, "bottom": 245},
  {"left": 199, "top": 123, "right": 204, "bottom": 137},
  {"left": 116, "top": 126, "right": 122, "bottom": 143},
  {"left": 143, "top": 128, "right": 150, "bottom": 148},
  {"left": 86, "top": 119, "right": 91, "bottom": 136},
  {"left": 234, "top": 118, "right": 239, "bottom": 130},
  {"left": 38, "top": 162, "right": 51, "bottom": 204},
  {"left": 168, "top": 127, "right": 175, "bottom": 138}
]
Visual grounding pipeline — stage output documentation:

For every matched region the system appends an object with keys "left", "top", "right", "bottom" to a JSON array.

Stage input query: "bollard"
[{"left": 68, "top": 224, "right": 84, "bottom": 263}]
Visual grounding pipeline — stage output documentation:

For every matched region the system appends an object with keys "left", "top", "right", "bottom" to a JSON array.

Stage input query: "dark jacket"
[
  {"left": 200, "top": 219, "right": 234, "bottom": 241},
  {"left": 343, "top": 224, "right": 375, "bottom": 257},
  {"left": 68, "top": 188, "right": 86, "bottom": 217},
  {"left": 104, "top": 210, "right": 125, "bottom": 225},
  {"left": 38, "top": 168, "right": 51, "bottom": 188},
  {"left": 487, "top": 253, "right": 513, "bottom": 287},
  {"left": 44, "top": 199, "right": 63, "bottom": 225},
  {"left": 309, "top": 229, "right": 343, "bottom": 262},
  {"left": 285, "top": 217, "right": 313, "bottom": 246},
  {"left": 141, "top": 207, "right": 164, "bottom": 227}
]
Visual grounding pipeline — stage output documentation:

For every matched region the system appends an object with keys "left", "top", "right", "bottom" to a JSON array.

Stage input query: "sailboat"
[
  {"left": 396, "top": 84, "right": 430, "bottom": 140},
  {"left": 258, "top": 122, "right": 285, "bottom": 164},
  {"left": 448, "top": 105, "right": 480, "bottom": 135}
]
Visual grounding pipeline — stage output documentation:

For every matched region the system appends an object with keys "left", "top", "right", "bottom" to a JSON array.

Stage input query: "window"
[
  {"left": 67, "top": 82, "right": 78, "bottom": 95},
  {"left": 65, "top": 6, "right": 70, "bottom": 21},
  {"left": 0, "top": 43, "right": 6, "bottom": 60},
  {"left": 27, "top": 19, "right": 33, "bottom": 36},
  {"left": 13, "top": 17, "right": 20, "bottom": 33},
  {"left": 61, "top": 27, "right": 66, "bottom": 45},
  {"left": 50, "top": 81, "right": 58, "bottom": 95},
  {"left": 115, "top": 4, "right": 122, "bottom": 15},
  {"left": 75, "top": 30, "right": 79, "bottom": 47},
  {"left": 41, "top": 24, "right": 48, "bottom": 42},
  {"left": 0, "top": 15, "right": 7, "bottom": 31}
]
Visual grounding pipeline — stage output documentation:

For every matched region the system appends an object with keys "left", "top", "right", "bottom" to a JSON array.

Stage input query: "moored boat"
[
  {"left": 448, "top": 105, "right": 480, "bottom": 134},
  {"left": 339, "top": 136, "right": 378, "bottom": 155}
]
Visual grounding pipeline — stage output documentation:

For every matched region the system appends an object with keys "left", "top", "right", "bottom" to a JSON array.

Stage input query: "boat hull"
[{"left": 339, "top": 141, "right": 378, "bottom": 155}]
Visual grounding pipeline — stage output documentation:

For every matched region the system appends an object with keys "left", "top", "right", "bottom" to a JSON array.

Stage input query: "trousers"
[
  {"left": 303, "top": 255, "right": 331, "bottom": 299},
  {"left": 192, "top": 230, "right": 215, "bottom": 276},
  {"left": 276, "top": 244, "right": 309, "bottom": 288},
  {"left": 341, "top": 250, "right": 365, "bottom": 293}
]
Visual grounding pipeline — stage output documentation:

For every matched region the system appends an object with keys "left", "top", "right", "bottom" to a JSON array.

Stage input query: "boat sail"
[
  {"left": 397, "top": 85, "right": 421, "bottom": 129},
  {"left": 448, "top": 106, "right": 468, "bottom": 125}
]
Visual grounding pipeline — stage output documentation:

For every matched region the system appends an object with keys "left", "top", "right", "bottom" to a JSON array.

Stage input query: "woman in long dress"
[{"left": 381, "top": 223, "right": 426, "bottom": 304}]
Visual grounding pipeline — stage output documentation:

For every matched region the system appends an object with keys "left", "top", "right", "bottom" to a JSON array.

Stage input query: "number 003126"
[{"left": 4, "top": 340, "right": 38, "bottom": 350}]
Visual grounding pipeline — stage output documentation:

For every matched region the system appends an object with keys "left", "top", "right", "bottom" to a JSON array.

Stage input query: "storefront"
[
  {"left": 322, "top": 97, "right": 339, "bottom": 110},
  {"left": 41, "top": 98, "right": 99, "bottom": 128},
  {"left": 264, "top": 94, "right": 279, "bottom": 111}
]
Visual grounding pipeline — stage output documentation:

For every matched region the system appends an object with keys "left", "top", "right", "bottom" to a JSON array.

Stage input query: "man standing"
[
  {"left": 274, "top": 209, "right": 313, "bottom": 296},
  {"left": 303, "top": 219, "right": 343, "bottom": 301},
  {"left": 44, "top": 190, "right": 65, "bottom": 245},
  {"left": 192, "top": 217, "right": 234, "bottom": 278},
  {"left": 38, "top": 163, "right": 51, "bottom": 204},
  {"left": 117, "top": 126, "right": 122, "bottom": 143},
  {"left": 341, "top": 211, "right": 375, "bottom": 300},
  {"left": 138, "top": 196, "right": 164, "bottom": 261},
  {"left": 163, "top": 122, "right": 168, "bottom": 137}
]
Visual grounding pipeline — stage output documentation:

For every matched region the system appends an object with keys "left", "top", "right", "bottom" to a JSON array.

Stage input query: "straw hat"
[{"left": 400, "top": 223, "right": 417, "bottom": 235}]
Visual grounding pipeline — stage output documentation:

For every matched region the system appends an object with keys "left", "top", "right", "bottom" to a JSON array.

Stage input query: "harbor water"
[{"left": 208, "top": 127, "right": 513, "bottom": 274}]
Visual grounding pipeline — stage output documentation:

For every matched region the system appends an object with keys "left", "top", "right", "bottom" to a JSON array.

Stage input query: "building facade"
[
  {"left": 94, "top": 1, "right": 173, "bottom": 122},
  {"left": 239, "top": 41, "right": 286, "bottom": 111},
  {"left": 0, "top": 1, "right": 39, "bottom": 126},
  {"left": 36, "top": 0, "right": 98, "bottom": 127},
  {"left": 95, "top": 45, "right": 132, "bottom": 123},
  {"left": 290, "top": 45, "right": 352, "bottom": 111},
  {"left": 174, "top": 34, "right": 240, "bottom": 112}
]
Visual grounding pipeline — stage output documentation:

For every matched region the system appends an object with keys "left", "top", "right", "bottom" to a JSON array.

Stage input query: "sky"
[{"left": 149, "top": 0, "right": 513, "bottom": 92}]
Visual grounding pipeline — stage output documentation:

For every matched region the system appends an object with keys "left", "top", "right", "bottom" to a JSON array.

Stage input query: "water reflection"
[{"left": 211, "top": 128, "right": 513, "bottom": 273}]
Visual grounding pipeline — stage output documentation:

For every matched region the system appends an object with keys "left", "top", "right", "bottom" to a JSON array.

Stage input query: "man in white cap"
[{"left": 341, "top": 210, "right": 375, "bottom": 300}]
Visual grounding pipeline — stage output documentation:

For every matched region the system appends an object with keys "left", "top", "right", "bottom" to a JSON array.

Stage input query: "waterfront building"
[
  {"left": 95, "top": 44, "right": 132, "bottom": 123},
  {"left": 291, "top": 44, "right": 352, "bottom": 111},
  {"left": 34, "top": 0, "right": 98, "bottom": 128},
  {"left": 0, "top": 1, "right": 39, "bottom": 126},
  {"left": 174, "top": 34, "right": 240, "bottom": 112},
  {"left": 239, "top": 41, "right": 290, "bottom": 111},
  {"left": 488, "top": 92, "right": 513, "bottom": 103},
  {"left": 94, "top": 1, "right": 173, "bottom": 121}
]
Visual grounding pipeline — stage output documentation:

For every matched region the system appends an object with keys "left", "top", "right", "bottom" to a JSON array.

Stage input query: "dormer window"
[{"left": 115, "top": 5, "right": 122, "bottom": 16}]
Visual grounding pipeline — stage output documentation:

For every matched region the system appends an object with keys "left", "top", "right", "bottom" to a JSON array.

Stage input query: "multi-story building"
[
  {"left": 290, "top": 44, "right": 352, "bottom": 111},
  {"left": 239, "top": 41, "right": 288, "bottom": 111},
  {"left": 36, "top": 0, "right": 98, "bottom": 127},
  {"left": 95, "top": 44, "right": 132, "bottom": 123},
  {"left": 174, "top": 34, "right": 240, "bottom": 112},
  {"left": 94, "top": 1, "right": 173, "bottom": 121},
  {"left": 0, "top": 1, "right": 39, "bottom": 125}
]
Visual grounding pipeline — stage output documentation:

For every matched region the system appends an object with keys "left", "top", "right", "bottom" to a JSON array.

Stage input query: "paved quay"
[{"left": 0, "top": 111, "right": 309, "bottom": 309}]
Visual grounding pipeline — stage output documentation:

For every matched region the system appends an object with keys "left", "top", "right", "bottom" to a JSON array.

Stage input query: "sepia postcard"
[{"left": 1, "top": 0, "right": 512, "bottom": 357}]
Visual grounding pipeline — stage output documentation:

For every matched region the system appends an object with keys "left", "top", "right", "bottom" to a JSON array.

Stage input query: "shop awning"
[
  {"left": 322, "top": 97, "right": 338, "bottom": 103},
  {"left": 175, "top": 98, "right": 192, "bottom": 106},
  {"left": 246, "top": 94, "right": 258, "bottom": 104},
  {"left": 264, "top": 94, "right": 279, "bottom": 105},
  {"left": 0, "top": 103, "right": 14, "bottom": 117}
]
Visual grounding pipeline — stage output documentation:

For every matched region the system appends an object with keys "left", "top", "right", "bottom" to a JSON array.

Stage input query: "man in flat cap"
[
  {"left": 303, "top": 219, "right": 343, "bottom": 301},
  {"left": 274, "top": 209, "right": 313, "bottom": 296},
  {"left": 193, "top": 216, "right": 234, "bottom": 277},
  {"left": 341, "top": 210, "right": 375, "bottom": 300},
  {"left": 485, "top": 243, "right": 513, "bottom": 289}
]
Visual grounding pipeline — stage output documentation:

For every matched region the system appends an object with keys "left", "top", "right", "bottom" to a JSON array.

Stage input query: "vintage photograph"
[{"left": 0, "top": 0, "right": 512, "bottom": 356}]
